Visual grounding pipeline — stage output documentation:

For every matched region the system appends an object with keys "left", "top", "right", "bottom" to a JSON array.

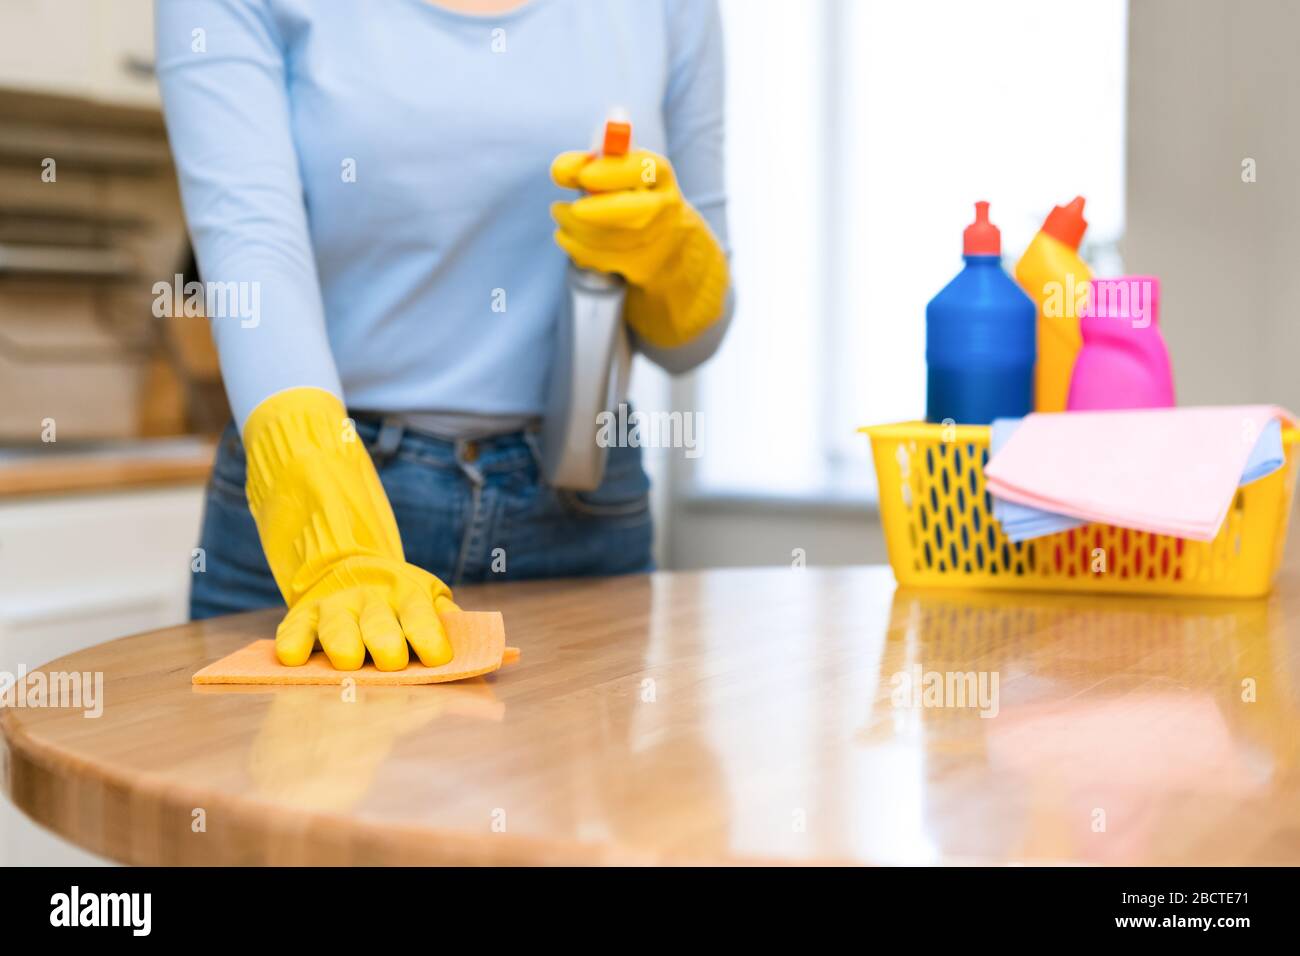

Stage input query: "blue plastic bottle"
[{"left": 926, "top": 202, "right": 1036, "bottom": 424}]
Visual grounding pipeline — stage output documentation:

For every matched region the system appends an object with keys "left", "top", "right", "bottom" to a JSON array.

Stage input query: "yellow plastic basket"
[{"left": 861, "top": 421, "right": 1300, "bottom": 598}]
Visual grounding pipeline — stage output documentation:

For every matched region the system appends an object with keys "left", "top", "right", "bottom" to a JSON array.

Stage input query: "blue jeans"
[{"left": 189, "top": 416, "right": 654, "bottom": 619}]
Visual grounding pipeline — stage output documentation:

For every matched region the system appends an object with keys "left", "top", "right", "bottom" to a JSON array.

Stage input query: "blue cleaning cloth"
[
  {"left": 1239, "top": 417, "right": 1286, "bottom": 484},
  {"left": 988, "top": 416, "right": 1285, "bottom": 542},
  {"left": 988, "top": 419, "right": 1086, "bottom": 542}
]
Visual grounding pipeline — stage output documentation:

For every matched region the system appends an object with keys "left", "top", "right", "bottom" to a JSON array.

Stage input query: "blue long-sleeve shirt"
[{"left": 155, "top": 0, "right": 728, "bottom": 429}]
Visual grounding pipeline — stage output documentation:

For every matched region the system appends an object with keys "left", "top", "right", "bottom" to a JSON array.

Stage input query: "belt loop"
[
  {"left": 522, "top": 426, "right": 545, "bottom": 472},
  {"left": 369, "top": 415, "right": 406, "bottom": 467}
]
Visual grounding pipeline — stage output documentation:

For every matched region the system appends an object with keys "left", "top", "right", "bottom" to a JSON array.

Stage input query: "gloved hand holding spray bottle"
[{"left": 547, "top": 112, "right": 732, "bottom": 488}]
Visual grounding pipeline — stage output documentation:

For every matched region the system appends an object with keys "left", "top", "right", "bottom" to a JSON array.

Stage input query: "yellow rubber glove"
[
  {"left": 243, "top": 387, "right": 457, "bottom": 671},
  {"left": 550, "top": 148, "right": 729, "bottom": 349}
]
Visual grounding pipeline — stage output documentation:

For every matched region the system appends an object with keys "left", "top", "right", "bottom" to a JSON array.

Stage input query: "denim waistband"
[{"left": 350, "top": 412, "right": 541, "bottom": 475}]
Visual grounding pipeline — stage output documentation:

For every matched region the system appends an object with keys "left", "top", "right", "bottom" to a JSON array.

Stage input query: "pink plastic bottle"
[{"left": 1066, "top": 276, "right": 1174, "bottom": 410}]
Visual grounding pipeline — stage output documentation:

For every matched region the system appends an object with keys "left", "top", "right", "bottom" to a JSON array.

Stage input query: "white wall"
[
  {"left": 669, "top": 496, "right": 885, "bottom": 570},
  {"left": 1126, "top": 0, "right": 1300, "bottom": 411}
]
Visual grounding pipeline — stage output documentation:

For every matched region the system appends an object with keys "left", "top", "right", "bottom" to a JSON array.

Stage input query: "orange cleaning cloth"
[{"left": 193, "top": 610, "right": 518, "bottom": 686}]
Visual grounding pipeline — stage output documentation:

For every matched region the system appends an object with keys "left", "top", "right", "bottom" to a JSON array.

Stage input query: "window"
[{"left": 692, "top": 0, "right": 1128, "bottom": 499}]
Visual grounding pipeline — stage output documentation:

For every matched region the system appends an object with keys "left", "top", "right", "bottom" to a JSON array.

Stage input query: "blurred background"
[{"left": 1, "top": 0, "right": 1298, "bottom": 861}]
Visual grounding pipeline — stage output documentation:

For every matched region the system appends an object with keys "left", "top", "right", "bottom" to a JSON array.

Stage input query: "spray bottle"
[{"left": 542, "top": 117, "right": 634, "bottom": 490}]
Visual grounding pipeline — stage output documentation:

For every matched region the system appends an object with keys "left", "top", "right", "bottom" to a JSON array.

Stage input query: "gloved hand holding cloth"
[{"left": 243, "top": 387, "right": 458, "bottom": 671}]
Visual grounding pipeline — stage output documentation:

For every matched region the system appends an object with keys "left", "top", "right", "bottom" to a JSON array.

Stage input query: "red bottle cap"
[
  {"left": 962, "top": 201, "right": 1001, "bottom": 256},
  {"left": 1041, "top": 195, "right": 1088, "bottom": 250},
  {"left": 602, "top": 120, "right": 631, "bottom": 157}
]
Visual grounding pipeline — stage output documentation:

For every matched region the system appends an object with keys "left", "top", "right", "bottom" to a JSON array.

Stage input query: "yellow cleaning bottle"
[{"left": 1015, "top": 196, "right": 1091, "bottom": 412}]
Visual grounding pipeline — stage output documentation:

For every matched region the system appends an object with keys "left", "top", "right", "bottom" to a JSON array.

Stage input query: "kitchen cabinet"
[
  {"left": 0, "top": 478, "right": 207, "bottom": 864},
  {"left": 0, "top": 0, "right": 158, "bottom": 107}
]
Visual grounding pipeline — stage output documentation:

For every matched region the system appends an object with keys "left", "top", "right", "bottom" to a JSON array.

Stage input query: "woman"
[{"left": 156, "top": 0, "right": 732, "bottom": 671}]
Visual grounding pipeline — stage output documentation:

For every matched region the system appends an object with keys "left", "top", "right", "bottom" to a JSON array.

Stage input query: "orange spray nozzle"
[{"left": 602, "top": 120, "right": 631, "bottom": 157}]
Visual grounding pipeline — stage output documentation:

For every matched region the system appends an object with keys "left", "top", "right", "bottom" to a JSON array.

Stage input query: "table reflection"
[{"left": 862, "top": 587, "right": 1298, "bottom": 863}]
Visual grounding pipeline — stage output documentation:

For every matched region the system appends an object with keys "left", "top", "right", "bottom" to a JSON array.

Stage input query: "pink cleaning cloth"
[{"left": 983, "top": 406, "right": 1293, "bottom": 541}]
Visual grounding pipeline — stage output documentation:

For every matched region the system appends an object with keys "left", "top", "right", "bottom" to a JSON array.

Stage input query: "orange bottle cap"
[
  {"left": 602, "top": 120, "right": 631, "bottom": 157},
  {"left": 1041, "top": 195, "right": 1088, "bottom": 250},
  {"left": 962, "top": 201, "right": 1001, "bottom": 256}
]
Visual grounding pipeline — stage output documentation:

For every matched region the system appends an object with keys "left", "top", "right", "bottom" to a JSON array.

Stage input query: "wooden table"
[{"left": 3, "top": 566, "right": 1299, "bottom": 865}]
